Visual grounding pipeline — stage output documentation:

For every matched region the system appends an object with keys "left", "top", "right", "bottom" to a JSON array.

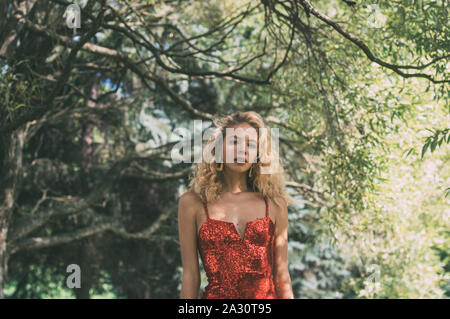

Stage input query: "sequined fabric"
[{"left": 197, "top": 196, "right": 278, "bottom": 299}]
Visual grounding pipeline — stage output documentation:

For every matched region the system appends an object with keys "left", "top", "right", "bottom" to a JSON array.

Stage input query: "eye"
[{"left": 232, "top": 137, "right": 242, "bottom": 145}]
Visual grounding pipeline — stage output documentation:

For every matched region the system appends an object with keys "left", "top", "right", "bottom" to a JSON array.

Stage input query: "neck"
[{"left": 223, "top": 168, "right": 249, "bottom": 194}]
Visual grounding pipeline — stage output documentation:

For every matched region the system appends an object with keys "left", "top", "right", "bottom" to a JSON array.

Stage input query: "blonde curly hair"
[{"left": 188, "top": 111, "right": 293, "bottom": 209}]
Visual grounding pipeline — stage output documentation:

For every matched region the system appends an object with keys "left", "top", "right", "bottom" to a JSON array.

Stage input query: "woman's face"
[{"left": 222, "top": 122, "right": 258, "bottom": 173}]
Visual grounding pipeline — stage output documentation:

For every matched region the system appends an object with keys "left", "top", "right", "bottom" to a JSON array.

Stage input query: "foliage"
[{"left": 0, "top": 0, "right": 448, "bottom": 298}]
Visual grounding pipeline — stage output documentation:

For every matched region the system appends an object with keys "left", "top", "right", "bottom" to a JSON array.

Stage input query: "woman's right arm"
[{"left": 178, "top": 191, "right": 201, "bottom": 298}]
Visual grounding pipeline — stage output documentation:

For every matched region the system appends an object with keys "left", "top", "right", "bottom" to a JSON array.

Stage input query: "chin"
[{"left": 225, "top": 162, "right": 252, "bottom": 173}]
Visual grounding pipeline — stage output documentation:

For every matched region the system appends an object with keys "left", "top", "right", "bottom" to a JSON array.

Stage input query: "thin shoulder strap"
[
  {"left": 202, "top": 200, "right": 210, "bottom": 219},
  {"left": 264, "top": 196, "right": 269, "bottom": 218}
]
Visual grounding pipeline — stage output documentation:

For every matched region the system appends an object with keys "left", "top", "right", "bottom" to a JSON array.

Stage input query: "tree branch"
[
  {"left": 122, "top": 166, "right": 193, "bottom": 182},
  {"left": 13, "top": 14, "right": 215, "bottom": 122},
  {"left": 9, "top": 206, "right": 178, "bottom": 254},
  {"left": 296, "top": 0, "right": 449, "bottom": 83}
]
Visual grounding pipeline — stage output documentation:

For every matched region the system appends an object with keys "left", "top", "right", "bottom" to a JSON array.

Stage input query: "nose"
[
  {"left": 236, "top": 146, "right": 248, "bottom": 162},
  {"left": 237, "top": 148, "right": 246, "bottom": 156}
]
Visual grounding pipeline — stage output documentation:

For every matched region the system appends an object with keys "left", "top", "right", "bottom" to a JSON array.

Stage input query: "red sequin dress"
[{"left": 197, "top": 196, "right": 278, "bottom": 299}]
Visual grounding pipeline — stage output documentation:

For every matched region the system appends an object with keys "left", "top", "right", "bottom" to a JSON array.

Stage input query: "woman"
[{"left": 178, "top": 111, "right": 294, "bottom": 299}]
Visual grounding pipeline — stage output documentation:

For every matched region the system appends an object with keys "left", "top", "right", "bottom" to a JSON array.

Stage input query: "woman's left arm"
[{"left": 273, "top": 197, "right": 294, "bottom": 299}]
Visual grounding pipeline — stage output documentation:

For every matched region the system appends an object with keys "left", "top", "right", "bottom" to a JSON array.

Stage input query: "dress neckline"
[
  {"left": 199, "top": 195, "right": 272, "bottom": 242},
  {"left": 198, "top": 216, "right": 274, "bottom": 243}
]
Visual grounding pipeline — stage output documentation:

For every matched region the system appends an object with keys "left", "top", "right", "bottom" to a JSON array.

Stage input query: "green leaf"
[
  {"left": 403, "top": 147, "right": 414, "bottom": 158},
  {"left": 421, "top": 141, "right": 430, "bottom": 159},
  {"left": 445, "top": 187, "right": 450, "bottom": 198},
  {"left": 430, "top": 139, "right": 437, "bottom": 152}
]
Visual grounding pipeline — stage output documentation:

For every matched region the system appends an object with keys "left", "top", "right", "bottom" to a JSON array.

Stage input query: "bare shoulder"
[
  {"left": 179, "top": 189, "right": 202, "bottom": 204},
  {"left": 178, "top": 189, "right": 202, "bottom": 217},
  {"left": 269, "top": 196, "right": 288, "bottom": 224}
]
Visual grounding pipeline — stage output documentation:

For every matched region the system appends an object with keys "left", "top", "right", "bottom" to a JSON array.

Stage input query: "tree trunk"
[
  {"left": 73, "top": 81, "right": 99, "bottom": 299},
  {"left": 74, "top": 239, "right": 96, "bottom": 299},
  {"left": 0, "top": 129, "right": 26, "bottom": 298},
  {"left": 0, "top": 216, "right": 9, "bottom": 299}
]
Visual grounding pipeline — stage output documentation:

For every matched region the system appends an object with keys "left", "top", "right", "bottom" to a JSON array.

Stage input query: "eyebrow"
[{"left": 233, "top": 138, "right": 257, "bottom": 145}]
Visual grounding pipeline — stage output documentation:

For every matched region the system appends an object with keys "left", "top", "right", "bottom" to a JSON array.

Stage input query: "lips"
[{"left": 234, "top": 157, "right": 247, "bottom": 164}]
